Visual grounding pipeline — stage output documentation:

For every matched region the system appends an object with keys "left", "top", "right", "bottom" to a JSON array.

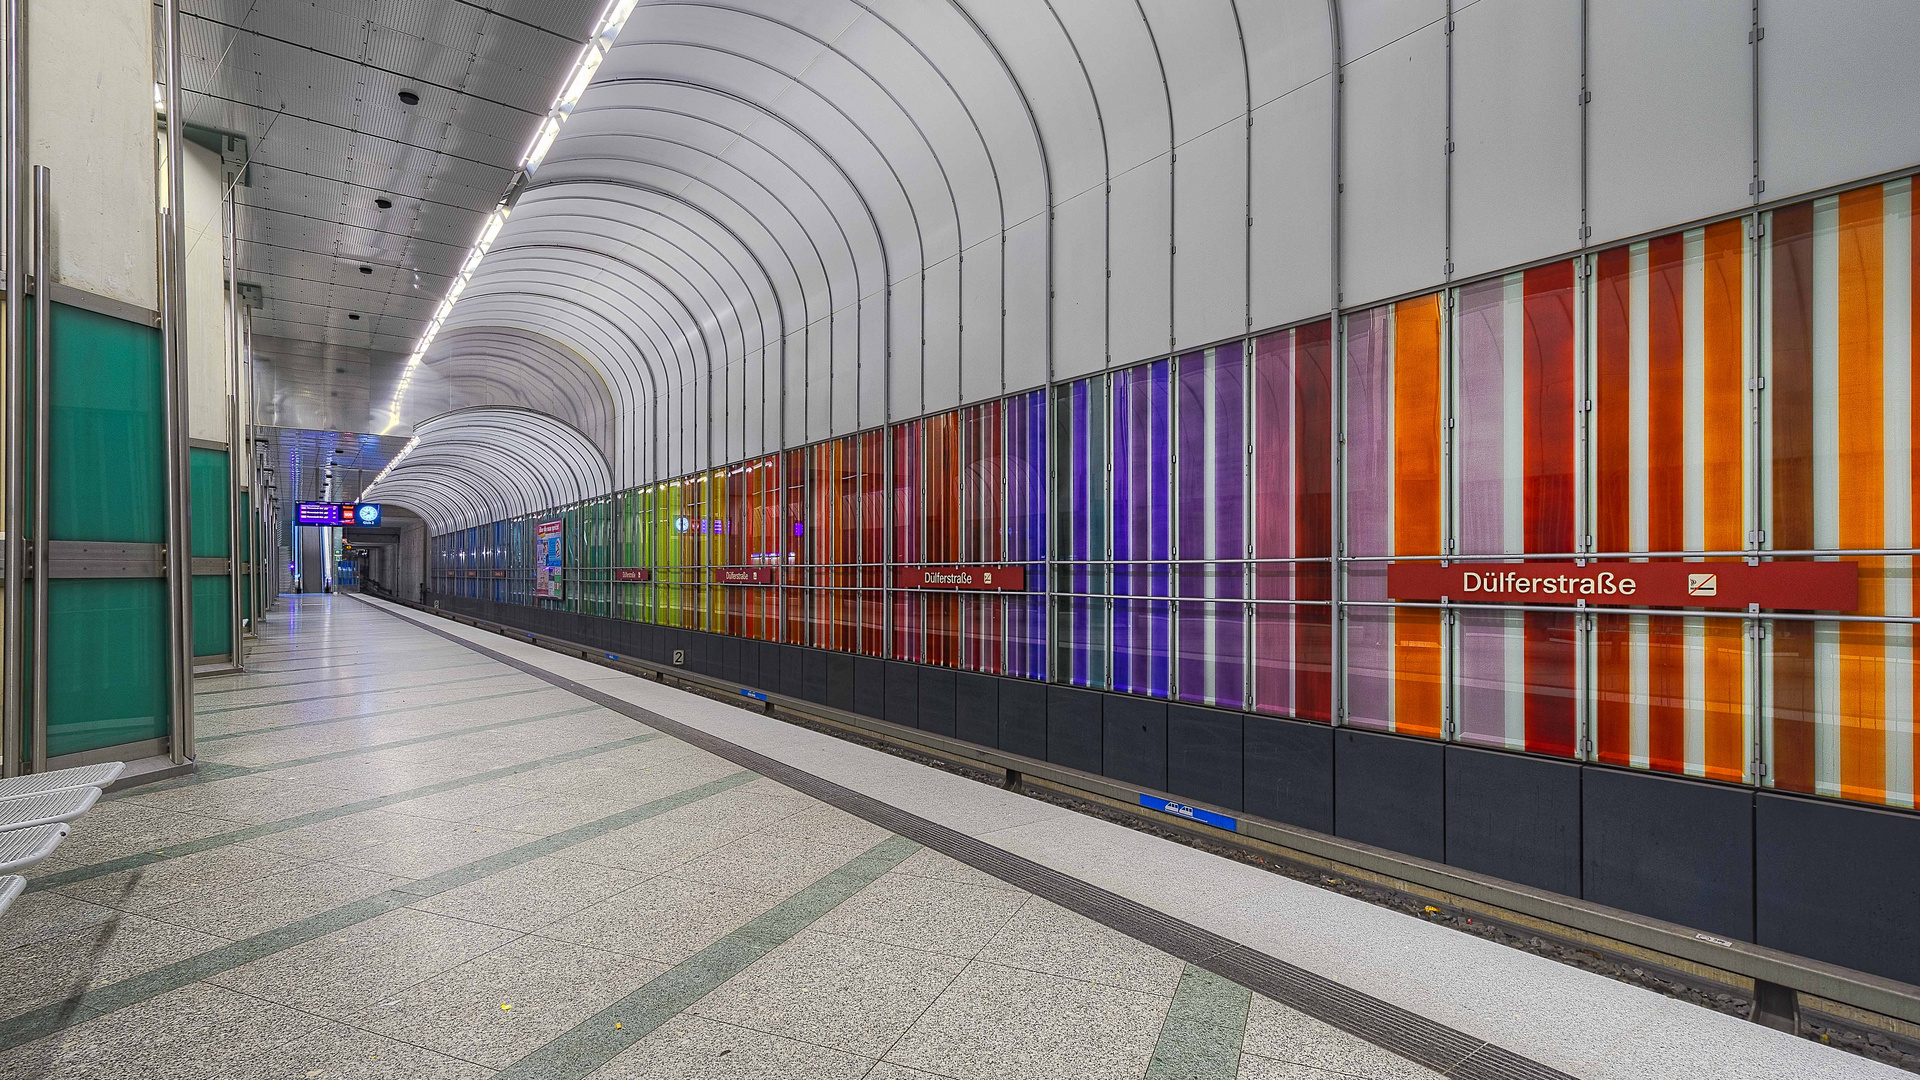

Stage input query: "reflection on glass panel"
[
  {"left": 962, "top": 402, "right": 1006, "bottom": 674},
  {"left": 1053, "top": 376, "right": 1108, "bottom": 689},
  {"left": 855, "top": 431, "right": 886, "bottom": 657},
  {"left": 1451, "top": 262, "right": 1579, "bottom": 756},
  {"left": 1176, "top": 342, "right": 1246, "bottom": 709},
  {"left": 1764, "top": 177, "right": 1918, "bottom": 808},
  {"left": 1345, "top": 295, "right": 1444, "bottom": 737},
  {"left": 1251, "top": 322, "right": 1333, "bottom": 721},
  {"left": 1006, "top": 390, "right": 1048, "bottom": 680},
  {"left": 1113, "top": 360, "right": 1172, "bottom": 698},
  {"left": 891, "top": 421, "right": 922, "bottom": 661},
  {"left": 1590, "top": 219, "right": 1751, "bottom": 778}
]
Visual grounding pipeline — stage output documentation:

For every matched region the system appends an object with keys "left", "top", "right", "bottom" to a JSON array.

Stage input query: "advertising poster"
[{"left": 535, "top": 519, "right": 565, "bottom": 599}]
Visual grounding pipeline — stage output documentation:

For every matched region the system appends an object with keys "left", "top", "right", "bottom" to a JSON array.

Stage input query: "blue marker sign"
[
  {"left": 741, "top": 689, "right": 768, "bottom": 701},
  {"left": 1139, "top": 794, "right": 1238, "bottom": 832}
]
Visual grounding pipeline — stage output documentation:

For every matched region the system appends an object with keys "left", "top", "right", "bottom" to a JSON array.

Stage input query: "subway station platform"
[{"left": 0, "top": 595, "right": 1896, "bottom": 1080}]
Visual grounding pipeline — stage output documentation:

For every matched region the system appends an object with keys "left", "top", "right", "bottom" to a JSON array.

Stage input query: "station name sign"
[
  {"left": 897, "top": 565, "right": 1027, "bottom": 591},
  {"left": 714, "top": 567, "right": 774, "bottom": 584},
  {"left": 614, "top": 568, "right": 652, "bottom": 582},
  {"left": 1387, "top": 561, "right": 1858, "bottom": 612}
]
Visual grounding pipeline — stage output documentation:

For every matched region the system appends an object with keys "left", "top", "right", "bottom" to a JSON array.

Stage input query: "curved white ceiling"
[
  {"left": 362, "top": 406, "right": 614, "bottom": 533},
  {"left": 395, "top": 0, "right": 1340, "bottom": 499}
]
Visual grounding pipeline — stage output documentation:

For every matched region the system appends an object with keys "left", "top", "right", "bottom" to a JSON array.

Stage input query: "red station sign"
[
  {"left": 614, "top": 568, "right": 652, "bottom": 582},
  {"left": 1386, "top": 561, "right": 1859, "bottom": 612},
  {"left": 897, "top": 565, "right": 1028, "bottom": 591},
  {"left": 714, "top": 567, "right": 774, "bottom": 585}
]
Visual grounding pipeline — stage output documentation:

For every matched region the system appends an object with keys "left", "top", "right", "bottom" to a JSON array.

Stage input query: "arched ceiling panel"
[
  {"left": 363, "top": 406, "right": 615, "bottom": 533},
  {"left": 399, "top": 0, "right": 1307, "bottom": 494}
]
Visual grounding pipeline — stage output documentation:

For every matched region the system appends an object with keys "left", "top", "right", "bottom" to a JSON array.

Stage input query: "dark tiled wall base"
[{"left": 426, "top": 593, "right": 1920, "bottom": 988}]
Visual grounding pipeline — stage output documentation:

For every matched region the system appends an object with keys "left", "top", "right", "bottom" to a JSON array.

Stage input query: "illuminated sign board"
[
  {"left": 897, "top": 565, "right": 1028, "bottom": 591},
  {"left": 295, "top": 502, "right": 380, "bottom": 527},
  {"left": 1385, "top": 561, "right": 1858, "bottom": 612},
  {"left": 714, "top": 567, "right": 774, "bottom": 585}
]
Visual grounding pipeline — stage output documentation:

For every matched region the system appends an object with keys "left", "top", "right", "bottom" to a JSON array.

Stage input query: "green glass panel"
[
  {"left": 190, "top": 446, "right": 231, "bottom": 558},
  {"left": 47, "top": 579, "right": 168, "bottom": 757},
  {"left": 49, "top": 303, "right": 165, "bottom": 543},
  {"left": 240, "top": 489, "right": 252, "bottom": 622},
  {"left": 193, "top": 574, "right": 231, "bottom": 658}
]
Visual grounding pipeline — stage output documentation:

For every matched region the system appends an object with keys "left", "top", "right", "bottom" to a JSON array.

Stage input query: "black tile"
[
  {"left": 954, "top": 672, "right": 999, "bottom": 747},
  {"left": 853, "top": 657, "right": 887, "bottom": 719},
  {"left": 917, "top": 666, "right": 958, "bottom": 737},
  {"left": 1583, "top": 767, "right": 1753, "bottom": 941},
  {"left": 1334, "top": 728, "right": 1444, "bottom": 862},
  {"left": 1444, "top": 746, "right": 1581, "bottom": 897},
  {"left": 1243, "top": 715, "right": 1333, "bottom": 833},
  {"left": 803, "top": 648, "right": 830, "bottom": 704},
  {"left": 1046, "top": 685, "right": 1102, "bottom": 773},
  {"left": 827, "top": 653, "right": 856, "bottom": 712},
  {"left": 756, "top": 641, "right": 780, "bottom": 691},
  {"left": 1756, "top": 792, "right": 1920, "bottom": 986},
  {"left": 999, "top": 678, "right": 1047, "bottom": 759},
  {"left": 1102, "top": 694, "right": 1168, "bottom": 791},
  {"left": 1166, "top": 705, "right": 1243, "bottom": 811},
  {"left": 779, "top": 645, "right": 806, "bottom": 698},
  {"left": 885, "top": 662, "right": 918, "bottom": 727}
]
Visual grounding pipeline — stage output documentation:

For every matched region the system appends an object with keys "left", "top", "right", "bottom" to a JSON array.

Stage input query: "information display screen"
[{"left": 295, "top": 502, "right": 381, "bottom": 527}]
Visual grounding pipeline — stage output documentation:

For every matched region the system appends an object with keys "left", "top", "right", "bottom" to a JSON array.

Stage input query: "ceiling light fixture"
[
  {"left": 397, "top": 90, "right": 420, "bottom": 106},
  {"left": 375, "top": 197, "right": 393, "bottom": 209},
  {"left": 365, "top": 436, "right": 420, "bottom": 493},
  {"left": 359, "top": 265, "right": 374, "bottom": 275},
  {"left": 382, "top": 0, "right": 639, "bottom": 434}
]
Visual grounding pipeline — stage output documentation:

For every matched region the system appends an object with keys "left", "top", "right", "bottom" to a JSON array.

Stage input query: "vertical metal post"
[
  {"left": 160, "top": 0, "right": 194, "bottom": 764},
  {"left": 2, "top": 0, "right": 27, "bottom": 778},
  {"left": 29, "top": 165, "right": 46, "bottom": 772},
  {"left": 1326, "top": 0, "right": 1346, "bottom": 726},
  {"left": 224, "top": 191, "right": 243, "bottom": 668}
]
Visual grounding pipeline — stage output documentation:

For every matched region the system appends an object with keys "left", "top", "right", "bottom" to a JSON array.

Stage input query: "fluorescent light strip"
[{"left": 383, "top": 0, "right": 639, "bottom": 433}]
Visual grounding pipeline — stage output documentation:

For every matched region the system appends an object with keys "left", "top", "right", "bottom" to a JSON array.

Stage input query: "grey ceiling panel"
[{"left": 178, "top": 0, "right": 602, "bottom": 441}]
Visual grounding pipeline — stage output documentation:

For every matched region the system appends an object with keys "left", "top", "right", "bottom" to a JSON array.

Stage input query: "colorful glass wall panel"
[
  {"left": 1253, "top": 321, "right": 1334, "bottom": 721},
  {"left": 1113, "top": 360, "right": 1172, "bottom": 697},
  {"left": 1345, "top": 295, "right": 1445, "bottom": 737},
  {"left": 891, "top": 421, "right": 923, "bottom": 661},
  {"left": 1593, "top": 220, "right": 1752, "bottom": 782},
  {"left": 1176, "top": 342, "right": 1246, "bottom": 708},
  {"left": 1766, "top": 177, "right": 1917, "bottom": 808},
  {"left": 1452, "top": 262, "right": 1580, "bottom": 757},
  {"left": 1006, "top": 390, "right": 1048, "bottom": 680},
  {"left": 1053, "top": 376, "right": 1109, "bottom": 687}
]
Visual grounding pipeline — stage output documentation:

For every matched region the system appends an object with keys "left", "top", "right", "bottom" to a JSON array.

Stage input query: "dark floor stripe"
[
  {"left": 197, "top": 671, "right": 521, "bottom": 714},
  {"left": 490, "top": 835, "right": 921, "bottom": 1080},
  {"left": 0, "top": 772, "right": 757, "bottom": 1052},
  {"left": 1147, "top": 965, "right": 1252, "bottom": 1080},
  {"left": 360, "top": 596, "right": 1576, "bottom": 1080},
  {"left": 29, "top": 728, "right": 665, "bottom": 894},
  {"left": 197, "top": 685, "right": 560, "bottom": 743}
]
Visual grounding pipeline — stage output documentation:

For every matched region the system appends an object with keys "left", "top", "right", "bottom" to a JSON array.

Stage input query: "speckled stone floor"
[{"left": 0, "top": 594, "right": 1438, "bottom": 1080}]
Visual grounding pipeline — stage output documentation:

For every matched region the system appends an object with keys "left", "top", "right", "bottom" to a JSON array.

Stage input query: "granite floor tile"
[
  {"left": 142, "top": 862, "right": 408, "bottom": 940},
  {"left": 0, "top": 980, "right": 337, "bottom": 1080},
  {"left": 536, "top": 874, "right": 784, "bottom": 964},
  {"left": 206, "top": 907, "right": 521, "bottom": 1020},
  {"left": 690, "top": 929, "right": 968, "bottom": 1058},
  {"left": 586, "top": 1014, "right": 875, "bottom": 1080},
  {"left": 546, "top": 817, "right": 737, "bottom": 874},
  {"left": 350, "top": 935, "right": 662, "bottom": 1069},
  {"left": 0, "top": 914, "right": 227, "bottom": 1022},
  {"left": 409, "top": 854, "right": 646, "bottom": 931},
  {"left": 882, "top": 960, "right": 1170, "bottom": 1080},
  {"left": 51, "top": 845, "right": 314, "bottom": 914},
  {"left": 809, "top": 871, "right": 1027, "bottom": 959},
  {"left": 671, "top": 833, "right": 873, "bottom": 899},
  {"left": 977, "top": 896, "right": 1187, "bottom": 994},
  {"left": 1238, "top": 994, "right": 1441, "bottom": 1080}
]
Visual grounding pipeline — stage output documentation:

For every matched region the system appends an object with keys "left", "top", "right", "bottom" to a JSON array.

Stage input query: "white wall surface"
[
  {"left": 29, "top": 0, "right": 158, "bottom": 311},
  {"left": 402, "top": 0, "right": 1920, "bottom": 502},
  {"left": 183, "top": 142, "right": 228, "bottom": 442}
]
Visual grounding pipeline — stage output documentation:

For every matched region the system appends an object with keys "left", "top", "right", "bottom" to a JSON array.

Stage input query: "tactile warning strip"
[{"left": 364, "top": 599, "right": 1575, "bottom": 1080}]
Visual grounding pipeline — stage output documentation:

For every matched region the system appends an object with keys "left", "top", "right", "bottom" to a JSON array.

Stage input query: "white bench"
[
  {"left": 0, "top": 761, "right": 125, "bottom": 800},
  {"left": 0, "top": 786, "right": 99, "bottom": 832},
  {"left": 0, "top": 875, "right": 22, "bottom": 919},
  {"left": 0, "top": 822, "right": 68, "bottom": 874}
]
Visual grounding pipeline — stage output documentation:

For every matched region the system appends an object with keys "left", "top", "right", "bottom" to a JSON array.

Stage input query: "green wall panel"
[
  {"left": 189, "top": 446, "right": 231, "bottom": 558},
  {"left": 50, "top": 304, "right": 164, "bottom": 543},
  {"left": 241, "top": 489, "right": 252, "bottom": 623},
  {"left": 47, "top": 579, "right": 168, "bottom": 757},
  {"left": 193, "top": 574, "right": 231, "bottom": 658},
  {"left": 45, "top": 303, "right": 172, "bottom": 757}
]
